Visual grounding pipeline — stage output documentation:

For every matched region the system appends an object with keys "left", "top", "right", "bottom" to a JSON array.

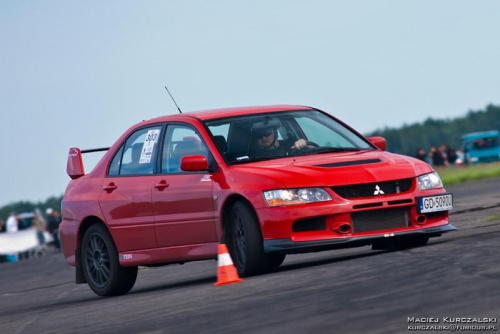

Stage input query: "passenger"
[{"left": 249, "top": 118, "right": 309, "bottom": 158}]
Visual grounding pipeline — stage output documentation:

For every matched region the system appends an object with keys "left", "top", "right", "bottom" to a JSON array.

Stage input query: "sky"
[{"left": 1, "top": 0, "right": 499, "bottom": 207}]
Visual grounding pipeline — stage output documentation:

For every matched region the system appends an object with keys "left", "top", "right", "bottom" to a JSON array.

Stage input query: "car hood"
[{"left": 231, "top": 150, "right": 434, "bottom": 188}]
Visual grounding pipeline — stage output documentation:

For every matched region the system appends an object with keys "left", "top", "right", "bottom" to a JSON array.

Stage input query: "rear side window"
[
  {"left": 108, "top": 145, "right": 123, "bottom": 176},
  {"left": 108, "top": 125, "right": 162, "bottom": 176}
]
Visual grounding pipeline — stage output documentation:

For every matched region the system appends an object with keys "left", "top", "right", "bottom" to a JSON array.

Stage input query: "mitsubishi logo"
[{"left": 374, "top": 185, "right": 385, "bottom": 195}]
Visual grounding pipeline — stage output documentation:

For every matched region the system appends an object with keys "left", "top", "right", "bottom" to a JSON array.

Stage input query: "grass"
[
  {"left": 435, "top": 162, "right": 500, "bottom": 186},
  {"left": 483, "top": 214, "right": 500, "bottom": 222}
]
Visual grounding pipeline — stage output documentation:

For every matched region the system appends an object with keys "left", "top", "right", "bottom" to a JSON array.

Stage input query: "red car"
[{"left": 61, "top": 105, "right": 455, "bottom": 296}]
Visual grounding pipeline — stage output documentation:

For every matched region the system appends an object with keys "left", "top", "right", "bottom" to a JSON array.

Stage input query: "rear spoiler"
[{"left": 67, "top": 147, "right": 110, "bottom": 179}]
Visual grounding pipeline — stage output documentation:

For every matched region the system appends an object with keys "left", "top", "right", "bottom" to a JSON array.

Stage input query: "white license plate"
[{"left": 418, "top": 194, "right": 453, "bottom": 213}]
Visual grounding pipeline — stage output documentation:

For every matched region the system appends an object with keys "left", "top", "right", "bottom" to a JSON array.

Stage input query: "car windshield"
[{"left": 205, "top": 109, "right": 374, "bottom": 164}]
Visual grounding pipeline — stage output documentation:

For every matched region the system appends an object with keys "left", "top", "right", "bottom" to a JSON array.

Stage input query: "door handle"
[
  {"left": 154, "top": 180, "right": 169, "bottom": 190},
  {"left": 103, "top": 183, "right": 118, "bottom": 191}
]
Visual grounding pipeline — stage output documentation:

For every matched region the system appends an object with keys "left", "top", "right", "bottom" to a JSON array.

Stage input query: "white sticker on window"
[{"left": 139, "top": 129, "right": 160, "bottom": 164}]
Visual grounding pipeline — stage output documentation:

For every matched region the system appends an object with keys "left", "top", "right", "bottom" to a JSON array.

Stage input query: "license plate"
[{"left": 417, "top": 194, "right": 453, "bottom": 213}]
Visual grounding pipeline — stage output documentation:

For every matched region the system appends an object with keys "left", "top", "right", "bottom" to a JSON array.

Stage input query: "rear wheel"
[
  {"left": 228, "top": 201, "right": 282, "bottom": 276},
  {"left": 81, "top": 224, "right": 138, "bottom": 296}
]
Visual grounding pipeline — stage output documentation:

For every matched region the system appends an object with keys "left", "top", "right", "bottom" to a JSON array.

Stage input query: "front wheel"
[
  {"left": 81, "top": 224, "right": 138, "bottom": 296},
  {"left": 267, "top": 253, "right": 286, "bottom": 268},
  {"left": 228, "top": 201, "right": 282, "bottom": 276}
]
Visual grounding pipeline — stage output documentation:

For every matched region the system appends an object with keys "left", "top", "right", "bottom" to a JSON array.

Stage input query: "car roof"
[
  {"left": 462, "top": 130, "right": 499, "bottom": 140},
  {"left": 149, "top": 105, "right": 313, "bottom": 123}
]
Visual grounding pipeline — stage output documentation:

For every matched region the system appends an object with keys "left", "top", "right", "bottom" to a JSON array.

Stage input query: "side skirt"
[{"left": 117, "top": 242, "right": 219, "bottom": 267}]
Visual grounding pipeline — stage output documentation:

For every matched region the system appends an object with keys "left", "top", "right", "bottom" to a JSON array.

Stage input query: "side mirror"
[
  {"left": 368, "top": 136, "right": 387, "bottom": 151},
  {"left": 67, "top": 147, "right": 85, "bottom": 179},
  {"left": 181, "top": 155, "right": 209, "bottom": 172}
]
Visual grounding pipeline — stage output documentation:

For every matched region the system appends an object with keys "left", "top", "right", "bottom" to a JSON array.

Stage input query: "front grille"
[
  {"left": 351, "top": 208, "right": 409, "bottom": 233},
  {"left": 332, "top": 178, "right": 413, "bottom": 199},
  {"left": 353, "top": 202, "right": 383, "bottom": 210}
]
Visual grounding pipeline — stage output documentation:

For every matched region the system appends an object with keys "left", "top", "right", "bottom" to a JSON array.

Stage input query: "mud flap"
[{"left": 75, "top": 246, "right": 87, "bottom": 284}]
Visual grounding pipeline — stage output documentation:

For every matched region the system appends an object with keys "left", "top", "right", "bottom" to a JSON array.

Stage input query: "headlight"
[
  {"left": 263, "top": 188, "right": 332, "bottom": 207},
  {"left": 417, "top": 172, "right": 443, "bottom": 190}
]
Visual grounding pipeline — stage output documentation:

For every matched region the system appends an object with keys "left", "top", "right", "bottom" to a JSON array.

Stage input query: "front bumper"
[{"left": 264, "top": 224, "right": 457, "bottom": 253}]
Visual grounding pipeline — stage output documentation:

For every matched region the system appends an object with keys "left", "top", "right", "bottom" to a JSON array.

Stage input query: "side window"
[
  {"left": 113, "top": 125, "right": 162, "bottom": 176},
  {"left": 162, "top": 125, "right": 208, "bottom": 173},
  {"left": 209, "top": 123, "right": 230, "bottom": 154},
  {"left": 108, "top": 145, "right": 124, "bottom": 176}
]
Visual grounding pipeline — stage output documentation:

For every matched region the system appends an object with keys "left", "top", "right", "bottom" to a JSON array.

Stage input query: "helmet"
[{"left": 252, "top": 118, "right": 280, "bottom": 137}]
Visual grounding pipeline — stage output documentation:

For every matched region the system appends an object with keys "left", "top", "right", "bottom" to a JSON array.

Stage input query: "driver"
[{"left": 249, "top": 118, "right": 309, "bottom": 158}]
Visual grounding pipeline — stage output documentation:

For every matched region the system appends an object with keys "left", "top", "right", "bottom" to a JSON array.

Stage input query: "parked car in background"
[
  {"left": 61, "top": 105, "right": 455, "bottom": 297},
  {"left": 462, "top": 130, "right": 500, "bottom": 164}
]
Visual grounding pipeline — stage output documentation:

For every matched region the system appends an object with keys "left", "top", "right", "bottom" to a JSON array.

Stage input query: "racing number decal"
[{"left": 139, "top": 129, "right": 160, "bottom": 164}]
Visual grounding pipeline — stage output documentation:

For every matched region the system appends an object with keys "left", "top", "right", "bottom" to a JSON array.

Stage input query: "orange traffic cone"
[{"left": 214, "top": 244, "right": 243, "bottom": 286}]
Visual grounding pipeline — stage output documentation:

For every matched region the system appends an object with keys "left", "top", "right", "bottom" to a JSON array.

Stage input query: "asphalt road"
[{"left": 1, "top": 178, "right": 499, "bottom": 334}]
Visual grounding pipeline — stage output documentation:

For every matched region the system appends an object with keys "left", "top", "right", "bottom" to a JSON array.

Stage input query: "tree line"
[
  {"left": 367, "top": 104, "right": 500, "bottom": 157},
  {"left": 0, "top": 196, "right": 63, "bottom": 222}
]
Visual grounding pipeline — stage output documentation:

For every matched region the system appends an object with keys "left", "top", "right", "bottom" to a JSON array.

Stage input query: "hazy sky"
[{"left": 1, "top": 0, "right": 499, "bottom": 207}]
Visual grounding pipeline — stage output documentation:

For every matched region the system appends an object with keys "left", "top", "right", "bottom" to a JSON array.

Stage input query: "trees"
[
  {"left": 368, "top": 105, "right": 500, "bottom": 157},
  {"left": 0, "top": 196, "right": 63, "bottom": 222}
]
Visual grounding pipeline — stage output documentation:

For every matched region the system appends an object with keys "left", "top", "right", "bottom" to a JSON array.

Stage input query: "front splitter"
[{"left": 263, "top": 224, "right": 457, "bottom": 254}]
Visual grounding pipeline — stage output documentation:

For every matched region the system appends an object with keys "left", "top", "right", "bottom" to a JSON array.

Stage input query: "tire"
[
  {"left": 267, "top": 253, "right": 286, "bottom": 268},
  {"left": 227, "top": 201, "right": 270, "bottom": 276},
  {"left": 81, "top": 224, "right": 138, "bottom": 296}
]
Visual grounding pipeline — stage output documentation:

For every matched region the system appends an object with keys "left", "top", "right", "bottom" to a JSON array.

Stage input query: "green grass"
[
  {"left": 435, "top": 162, "right": 500, "bottom": 186},
  {"left": 483, "top": 214, "right": 500, "bottom": 222}
]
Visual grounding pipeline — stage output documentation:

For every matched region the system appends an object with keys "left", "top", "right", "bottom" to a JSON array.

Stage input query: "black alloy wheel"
[
  {"left": 81, "top": 224, "right": 138, "bottom": 296},
  {"left": 85, "top": 233, "right": 111, "bottom": 288},
  {"left": 231, "top": 207, "right": 247, "bottom": 270},
  {"left": 228, "top": 201, "right": 286, "bottom": 276}
]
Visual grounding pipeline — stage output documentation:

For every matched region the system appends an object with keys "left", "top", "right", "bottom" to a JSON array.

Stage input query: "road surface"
[{"left": 1, "top": 178, "right": 499, "bottom": 334}]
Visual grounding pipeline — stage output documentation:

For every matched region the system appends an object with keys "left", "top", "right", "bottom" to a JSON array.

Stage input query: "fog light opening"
[
  {"left": 416, "top": 215, "right": 427, "bottom": 225},
  {"left": 338, "top": 223, "right": 352, "bottom": 234}
]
